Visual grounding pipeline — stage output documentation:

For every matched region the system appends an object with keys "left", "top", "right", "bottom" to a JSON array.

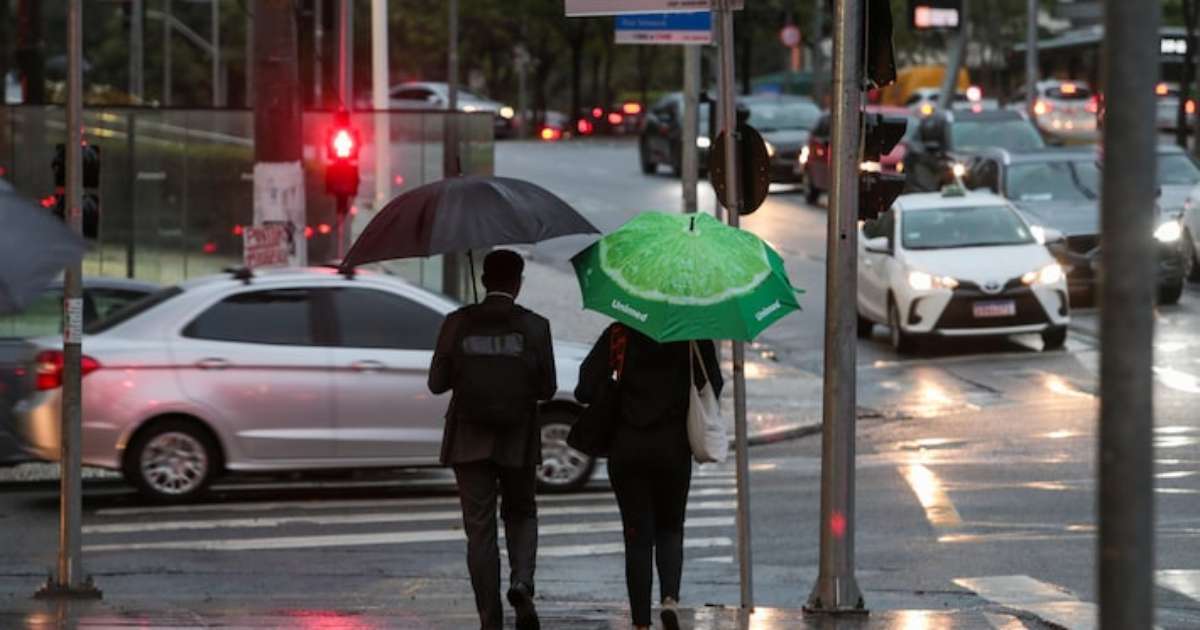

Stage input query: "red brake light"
[
  {"left": 317, "top": 223, "right": 332, "bottom": 235},
  {"left": 591, "top": 107, "right": 604, "bottom": 119},
  {"left": 1188, "top": 100, "right": 1197, "bottom": 116},
  {"left": 576, "top": 119, "right": 594, "bottom": 135},
  {"left": 35, "top": 351, "right": 101, "bottom": 391},
  {"left": 607, "top": 112, "right": 624, "bottom": 125},
  {"left": 1085, "top": 96, "right": 1099, "bottom": 114}
]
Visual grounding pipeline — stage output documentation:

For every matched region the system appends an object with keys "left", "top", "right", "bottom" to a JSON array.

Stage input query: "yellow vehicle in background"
[{"left": 877, "top": 65, "right": 971, "bottom": 109}]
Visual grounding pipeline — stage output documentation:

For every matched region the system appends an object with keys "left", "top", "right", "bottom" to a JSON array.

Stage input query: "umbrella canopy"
[
  {"left": 572, "top": 212, "right": 802, "bottom": 343},
  {"left": 0, "top": 187, "right": 86, "bottom": 315},
  {"left": 342, "top": 176, "right": 599, "bottom": 268}
]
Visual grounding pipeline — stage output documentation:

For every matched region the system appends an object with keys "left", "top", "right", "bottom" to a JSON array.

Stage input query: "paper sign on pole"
[
  {"left": 243, "top": 224, "right": 291, "bottom": 269},
  {"left": 252, "top": 161, "right": 306, "bottom": 267},
  {"left": 616, "top": 12, "right": 712, "bottom": 45},
  {"left": 567, "top": 0, "right": 737, "bottom": 17}
]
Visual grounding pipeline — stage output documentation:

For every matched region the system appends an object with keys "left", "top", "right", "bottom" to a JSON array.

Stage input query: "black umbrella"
[
  {"left": 0, "top": 185, "right": 86, "bottom": 314},
  {"left": 342, "top": 176, "right": 599, "bottom": 298}
]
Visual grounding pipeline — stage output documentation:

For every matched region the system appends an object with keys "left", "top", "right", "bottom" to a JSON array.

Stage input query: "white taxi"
[{"left": 857, "top": 188, "right": 1070, "bottom": 353}]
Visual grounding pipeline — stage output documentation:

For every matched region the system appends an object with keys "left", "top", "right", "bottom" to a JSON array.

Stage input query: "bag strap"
[
  {"left": 610, "top": 325, "right": 628, "bottom": 381},
  {"left": 689, "top": 341, "right": 711, "bottom": 387}
]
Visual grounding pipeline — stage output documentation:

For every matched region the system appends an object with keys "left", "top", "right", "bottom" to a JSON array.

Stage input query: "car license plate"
[{"left": 973, "top": 300, "right": 1016, "bottom": 318}]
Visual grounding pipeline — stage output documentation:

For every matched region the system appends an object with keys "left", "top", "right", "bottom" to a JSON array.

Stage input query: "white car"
[
  {"left": 1013, "top": 80, "right": 1099, "bottom": 143},
  {"left": 857, "top": 189, "right": 1071, "bottom": 353},
  {"left": 389, "top": 81, "right": 516, "bottom": 138},
  {"left": 12, "top": 268, "right": 592, "bottom": 502}
]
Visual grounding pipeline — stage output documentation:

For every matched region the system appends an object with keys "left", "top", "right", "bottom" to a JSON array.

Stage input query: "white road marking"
[
  {"left": 899, "top": 464, "right": 963, "bottom": 529},
  {"left": 1158, "top": 570, "right": 1200, "bottom": 602},
  {"left": 93, "top": 487, "right": 739, "bottom": 518},
  {"left": 82, "top": 516, "right": 736, "bottom": 553},
  {"left": 1154, "top": 366, "right": 1200, "bottom": 394},
  {"left": 954, "top": 575, "right": 1095, "bottom": 630},
  {"left": 83, "top": 501, "right": 737, "bottom": 535},
  {"left": 518, "top": 537, "right": 732, "bottom": 559},
  {"left": 983, "top": 613, "right": 1029, "bottom": 629}
]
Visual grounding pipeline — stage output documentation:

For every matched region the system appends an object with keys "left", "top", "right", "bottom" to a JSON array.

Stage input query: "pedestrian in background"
[
  {"left": 429, "top": 250, "right": 556, "bottom": 630},
  {"left": 576, "top": 323, "right": 723, "bottom": 630}
]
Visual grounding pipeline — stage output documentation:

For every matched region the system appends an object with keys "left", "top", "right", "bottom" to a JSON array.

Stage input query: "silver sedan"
[{"left": 12, "top": 268, "right": 591, "bottom": 502}]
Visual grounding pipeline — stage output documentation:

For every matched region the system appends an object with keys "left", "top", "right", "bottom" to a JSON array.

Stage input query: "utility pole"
[
  {"left": 442, "top": 0, "right": 464, "bottom": 301},
  {"left": 937, "top": 0, "right": 967, "bottom": 110},
  {"left": 244, "top": 3, "right": 254, "bottom": 108},
  {"left": 313, "top": 0, "right": 323, "bottom": 107},
  {"left": 682, "top": 45, "right": 700, "bottom": 214},
  {"left": 163, "top": 0, "right": 172, "bottom": 105},
  {"left": 35, "top": 0, "right": 100, "bottom": 601},
  {"left": 211, "top": 0, "right": 221, "bottom": 107},
  {"left": 15, "top": 0, "right": 45, "bottom": 104},
  {"left": 806, "top": 0, "right": 865, "bottom": 613},
  {"left": 337, "top": 0, "right": 351, "bottom": 107},
  {"left": 370, "top": 0, "right": 390, "bottom": 259},
  {"left": 253, "top": 0, "right": 305, "bottom": 266},
  {"left": 1098, "top": 0, "right": 1159, "bottom": 626},
  {"left": 716, "top": 0, "right": 753, "bottom": 610},
  {"left": 1025, "top": 0, "right": 1038, "bottom": 116},
  {"left": 129, "top": 0, "right": 144, "bottom": 101},
  {"left": 811, "top": 0, "right": 824, "bottom": 106}
]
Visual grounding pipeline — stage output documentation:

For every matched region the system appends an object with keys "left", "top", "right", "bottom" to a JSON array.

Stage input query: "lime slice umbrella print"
[{"left": 572, "top": 212, "right": 803, "bottom": 342}]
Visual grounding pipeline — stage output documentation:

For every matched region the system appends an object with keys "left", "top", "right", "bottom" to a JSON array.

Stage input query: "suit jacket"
[{"left": 429, "top": 294, "right": 557, "bottom": 468}]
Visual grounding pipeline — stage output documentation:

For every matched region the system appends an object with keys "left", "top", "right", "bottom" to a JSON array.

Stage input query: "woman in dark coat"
[{"left": 576, "top": 323, "right": 723, "bottom": 630}]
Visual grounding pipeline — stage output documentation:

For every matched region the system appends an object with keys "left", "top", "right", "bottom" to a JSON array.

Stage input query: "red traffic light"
[{"left": 325, "top": 110, "right": 360, "bottom": 162}]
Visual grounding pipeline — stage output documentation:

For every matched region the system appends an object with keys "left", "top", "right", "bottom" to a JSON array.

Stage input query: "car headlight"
[
  {"left": 499, "top": 106, "right": 515, "bottom": 120},
  {"left": 860, "top": 161, "right": 882, "bottom": 172},
  {"left": 1021, "top": 263, "right": 1065, "bottom": 286},
  {"left": 908, "top": 270, "right": 958, "bottom": 291},
  {"left": 951, "top": 162, "right": 966, "bottom": 179},
  {"left": 764, "top": 140, "right": 776, "bottom": 158},
  {"left": 462, "top": 105, "right": 478, "bottom": 113},
  {"left": 798, "top": 145, "right": 810, "bottom": 165},
  {"left": 697, "top": 135, "right": 712, "bottom": 149},
  {"left": 1154, "top": 220, "right": 1183, "bottom": 243}
]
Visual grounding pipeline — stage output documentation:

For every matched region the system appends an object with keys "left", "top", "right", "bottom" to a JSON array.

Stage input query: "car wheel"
[
  {"left": 1041, "top": 326, "right": 1068, "bottom": 351},
  {"left": 888, "top": 299, "right": 918, "bottom": 354},
  {"left": 639, "top": 141, "right": 656, "bottom": 175},
  {"left": 856, "top": 312, "right": 874, "bottom": 338},
  {"left": 1184, "top": 228, "right": 1200, "bottom": 282},
  {"left": 537, "top": 410, "right": 595, "bottom": 493},
  {"left": 123, "top": 418, "right": 220, "bottom": 504},
  {"left": 1158, "top": 280, "right": 1185, "bottom": 305}
]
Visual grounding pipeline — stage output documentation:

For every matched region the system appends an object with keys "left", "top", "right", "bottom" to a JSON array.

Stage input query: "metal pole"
[
  {"left": 163, "top": 0, "right": 172, "bottom": 106},
  {"left": 244, "top": 4, "right": 253, "bottom": 108},
  {"left": 36, "top": 0, "right": 98, "bottom": 600},
  {"left": 717, "top": 0, "right": 752, "bottom": 610},
  {"left": 442, "top": 0, "right": 462, "bottom": 300},
  {"left": 682, "top": 45, "right": 700, "bottom": 214},
  {"left": 516, "top": 46, "right": 529, "bottom": 139},
  {"left": 1098, "top": 0, "right": 1158, "bottom": 626},
  {"left": 337, "top": 0, "right": 352, "bottom": 108},
  {"left": 1025, "top": 0, "right": 1038, "bottom": 116},
  {"left": 314, "top": 0, "right": 323, "bottom": 107},
  {"left": 130, "top": 0, "right": 144, "bottom": 100},
  {"left": 937, "top": 0, "right": 967, "bottom": 110},
  {"left": 212, "top": 0, "right": 220, "bottom": 107},
  {"left": 807, "top": 0, "right": 865, "bottom": 613},
  {"left": 370, "top": 0, "right": 390, "bottom": 257},
  {"left": 336, "top": 195, "right": 348, "bottom": 259},
  {"left": 811, "top": 0, "right": 824, "bottom": 106}
]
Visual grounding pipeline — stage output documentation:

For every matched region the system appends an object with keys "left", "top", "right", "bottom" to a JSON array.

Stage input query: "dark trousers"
[
  {"left": 454, "top": 461, "right": 539, "bottom": 630},
  {"left": 608, "top": 424, "right": 693, "bottom": 627}
]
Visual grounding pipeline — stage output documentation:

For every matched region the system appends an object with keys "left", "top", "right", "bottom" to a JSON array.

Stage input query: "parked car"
[
  {"left": 961, "top": 146, "right": 1188, "bottom": 304},
  {"left": 1009, "top": 80, "right": 1099, "bottom": 144},
  {"left": 741, "top": 94, "right": 822, "bottom": 184},
  {"left": 856, "top": 188, "right": 1070, "bottom": 354},
  {"left": 638, "top": 92, "right": 713, "bottom": 176},
  {"left": 11, "top": 268, "right": 593, "bottom": 501},
  {"left": 800, "top": 106, "right": 916, "bottom": 205},
  {"left": 389, "top": 81, "right": 516, "bottom": 139},
  {"left": 903, "top": 109, "right": 1045, "bottom": 193},
  {"left": 0, "top": 277, "right": 157, "bottom": 466}
]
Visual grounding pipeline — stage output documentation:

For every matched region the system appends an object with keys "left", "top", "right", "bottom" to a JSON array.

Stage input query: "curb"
[{"left": 746, "top": 421, "right": 823, "bottom": 446}]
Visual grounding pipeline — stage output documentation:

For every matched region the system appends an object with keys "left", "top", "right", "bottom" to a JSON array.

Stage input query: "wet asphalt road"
[{"left": 0, "top": 139, "right": 1198, "bottom": 628}]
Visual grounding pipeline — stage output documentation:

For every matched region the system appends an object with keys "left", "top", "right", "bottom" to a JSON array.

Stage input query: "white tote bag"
[{"left": 687, "top": 341, "right": 729, "bottom": 464}]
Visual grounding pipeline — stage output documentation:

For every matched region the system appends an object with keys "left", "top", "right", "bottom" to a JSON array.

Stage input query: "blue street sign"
[{"left": 614, "top": 11, "right": 712, "bottom": 45}]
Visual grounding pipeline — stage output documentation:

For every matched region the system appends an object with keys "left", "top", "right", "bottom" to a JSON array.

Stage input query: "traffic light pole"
[
  {"left": 36, "top": 0, "right": 99, "bottom": 601},
  {"left": 681, "top": 45, "right": 700, "bottom": 214},
  {"left": 716, "top": 0, "right": 753, "bottom": 611},
  {"left": 1098, "top": 0, "right": 1159, "bottom": 627},
  {"left": 442, "top": 0, "right": 464, "bottom": 302},
  {"left": 1025, "top": 0, "right": 1038, "bottom": 117},
  {"left": 806, "top": 0, "right": 865, "bottom": 613}
]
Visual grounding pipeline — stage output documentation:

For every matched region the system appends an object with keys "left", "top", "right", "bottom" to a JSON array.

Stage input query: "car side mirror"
[
  {"left": 864, "top": 236, "right": 890, "bottom": 254},
  {"left": 1039, "top": 227, "right": 1065, "bottom": 245}
]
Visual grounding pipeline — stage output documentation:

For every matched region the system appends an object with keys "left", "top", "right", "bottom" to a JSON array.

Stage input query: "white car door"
[
  {"left": 858, "top": 208, "right": 896, "bottom": 321},
  {"left": 171, "top": 287, "right": 335, "bottom": 461},
  {"left": 323, "top": 286, "right": 449, "bottom": 463}
]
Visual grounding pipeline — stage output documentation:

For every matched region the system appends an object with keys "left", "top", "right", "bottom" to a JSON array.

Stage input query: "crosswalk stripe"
[
  {"left": 82, "top": 516, "right": 736, "bottom": 553},
  {"left": 83, "top": 501, "right": 738, "bottom": 535},
  {"left": 983, "top": 613, "right": 1029, "bottom": 629},
  {"left": 954, "top": 575, "right": 1095, "bottom": 630},
  {"left": 93, "top": 487, "right": 738, "bottom": 518},
  {"left": 899, "top": 464, "right": 963, "bottom": 529},
  {"left": 524, "top": 537, "right": 733, "bottom": 559},
  {"left": 1157, "top": 570, "right": 1200, "bottom": 601}
]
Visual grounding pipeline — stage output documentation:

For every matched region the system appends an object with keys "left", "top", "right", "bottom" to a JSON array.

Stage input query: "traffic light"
[
  {"left": 324, "top": 109, "right": 360, "bottom": 203},
  {"left": 859, "top": 114, "right": 907, "bottom": 221},
  {"left": 50, "top": 142, "right": 101, "bottom": 239}
]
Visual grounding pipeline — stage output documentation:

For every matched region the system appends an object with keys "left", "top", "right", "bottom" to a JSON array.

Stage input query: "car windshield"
[
  {"left": 1007, "top": 161, "right": 1098, "bottom": 202},
  {"left": 951, "top": 119, "right": 1045, "bottom": 151},
  {"left": 1157, "top": 153, "right": 1200, "bottom": 187},
  {"left": 746, "top": 102, "right": 820, "bottom": 131},
  {"left": 902, "top": 204, "right": 1036, "bottom": 250},
  {"left": 85, "top": 286, "right": 182, "bottom": 335}
]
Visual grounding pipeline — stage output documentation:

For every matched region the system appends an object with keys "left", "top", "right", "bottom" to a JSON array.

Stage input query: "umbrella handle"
[{"left": 468, "top": 250, "right": 479, "bottom": 304}]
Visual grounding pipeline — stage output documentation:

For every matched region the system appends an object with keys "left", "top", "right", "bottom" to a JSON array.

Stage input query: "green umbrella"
[{"left": 572, "top": 211, "right": 802, "bottom": 342}]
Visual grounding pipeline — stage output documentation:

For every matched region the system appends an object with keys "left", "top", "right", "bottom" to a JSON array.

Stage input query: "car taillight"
[
  {"left": 1188, "top": 99, "right": 1197, "bottom": 116},
  {"left": 1085, "top": 97, "right": 1099, "bottom": 114},
  {"left": 1034, "top": 99, "right": 1052, "bottom": 116},
  {"left": 35, "top": 350, "right": 101, "bottom": 391}
]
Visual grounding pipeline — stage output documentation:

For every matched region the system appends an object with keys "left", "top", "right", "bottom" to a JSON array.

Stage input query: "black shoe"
[
  {"left": 660, "top": 599, "right": 680, "bottom": 630},
  {"left": 507, "top": 583, "right": 540, "bottom": 630}
]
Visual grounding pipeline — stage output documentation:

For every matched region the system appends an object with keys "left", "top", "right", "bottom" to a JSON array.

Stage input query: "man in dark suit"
[{"left": 429, "top": 250, "right": 555, "bottom": 630}]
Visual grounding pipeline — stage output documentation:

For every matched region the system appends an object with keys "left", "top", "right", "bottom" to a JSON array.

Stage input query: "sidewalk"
[{"left": 1, "top": 598, "right": 1033, "bottom": 629}]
